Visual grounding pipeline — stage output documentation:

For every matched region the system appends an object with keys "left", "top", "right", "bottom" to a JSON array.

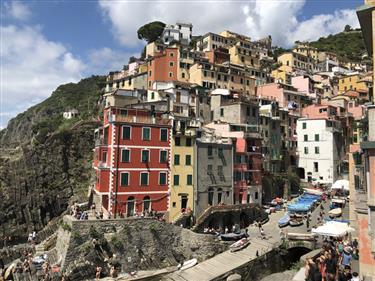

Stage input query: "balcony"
[
  {"left": 95, "top": 138, "right": 108, "bottom": 147},
  {"left": 98, "top": 161, "right": 109, "bottom": 169},
  {"left": 110, "top": 114, "right": 171, "bottom": 126}
]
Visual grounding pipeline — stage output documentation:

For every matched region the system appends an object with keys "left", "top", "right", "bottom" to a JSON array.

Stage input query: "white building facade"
[
  {"left": 297, "top": 118, "right": 343, "bottom": 184},
  {"left": 161, "top": 23, "right": 192, "bottom": 46}
]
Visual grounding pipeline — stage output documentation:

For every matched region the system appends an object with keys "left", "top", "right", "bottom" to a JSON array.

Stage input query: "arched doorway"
[
  {"left": 217, "top": 188, "right": 223, "bottom": 204},
  {"left": 143, "top": 196, "right": 151, "bottom": 212},
  {"left": 208, "top": 187, "right": 214, "bottom": 206},
  {"left": 127, "top": 196, "right": 135, "bottom": 217}
]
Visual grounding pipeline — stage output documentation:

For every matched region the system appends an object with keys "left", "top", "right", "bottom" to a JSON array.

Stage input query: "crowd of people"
[{"left": 305, "top": 236, "right": 360, "bottom": 281}]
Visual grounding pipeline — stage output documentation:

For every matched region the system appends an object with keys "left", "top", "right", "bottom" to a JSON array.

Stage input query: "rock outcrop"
[{"left": 0, "top": 76, "right": 105, "bottom": 243}]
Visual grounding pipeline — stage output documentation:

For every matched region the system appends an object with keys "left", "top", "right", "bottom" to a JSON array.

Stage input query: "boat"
[
  {"left": 220, "top": 232, "right": 247, "bottom": 241},
  {"left": 4, "top": 263, "right": 15, "bottom": 280},
  {"left": 329, "top": 208, "right": 342, "bottom": 218},
  {"left": 278, "top": 214, "right": 290, "bottom": 227},
  {"left": 289, "top": 217, "right": 304, "bottom": 227},
  {"left": 178, "top": 258, "right": 198, "bottom": 270},
  {"left": 230, "top": 238, "right": 250, "bottom": 252},
  {"left": 303, "top": 188, "right": 323, "bottom": 196}
]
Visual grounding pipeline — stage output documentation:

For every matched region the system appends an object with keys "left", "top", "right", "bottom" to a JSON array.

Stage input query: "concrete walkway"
[{"left": 163, "top": 211, "right": 284, "bottom": 281}]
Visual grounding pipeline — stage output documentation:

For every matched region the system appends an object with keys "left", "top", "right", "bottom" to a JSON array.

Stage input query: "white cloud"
[
  {"left": 3, "top": 1, "right": 31, "bottom": 21},
  {"left": 98, "top": 0, "right": 360, "bottom": 47},
  {"left": 86, "top": 47, "right": 135, "bottom": 75},
  {"left": 1, "top": 25, "right": 85, "bottom": 128}
]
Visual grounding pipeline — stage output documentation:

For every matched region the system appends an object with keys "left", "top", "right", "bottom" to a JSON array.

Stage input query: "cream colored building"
[{"left": 169, "top": 134, "right": 196, "bottom": 222}]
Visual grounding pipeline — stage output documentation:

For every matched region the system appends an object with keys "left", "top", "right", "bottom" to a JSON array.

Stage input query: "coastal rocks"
[
  {"left": 57, "top": 217, "right": 227, "bottom": 280},
  {"left": 0, "top": 123, "right": 97, "bottom": 243}
]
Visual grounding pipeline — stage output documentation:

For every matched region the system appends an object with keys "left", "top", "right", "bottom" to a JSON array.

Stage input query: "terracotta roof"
[{"left": 343, "top": 90, "right": 359, "bottom": 98}]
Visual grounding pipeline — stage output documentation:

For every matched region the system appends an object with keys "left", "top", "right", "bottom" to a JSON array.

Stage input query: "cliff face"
[{"left": 0, "top": 76, "right": 105, "bottom": 243}]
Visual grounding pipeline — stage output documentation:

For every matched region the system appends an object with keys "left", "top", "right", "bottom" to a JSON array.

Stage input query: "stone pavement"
[
  {"left": 163, "top": 211, "right": 284, "bottom": 281},
  {"left": 163, "top": 197, "right": 353, "bottom": 281}
]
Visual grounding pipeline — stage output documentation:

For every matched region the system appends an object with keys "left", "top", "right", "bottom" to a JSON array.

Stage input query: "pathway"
[{"left": 163, "top": 211, "right": 284, "bottom": 281}]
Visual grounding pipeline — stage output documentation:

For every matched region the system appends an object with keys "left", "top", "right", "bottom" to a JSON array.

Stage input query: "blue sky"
[{"left": 1, "top": 0, "right": 363, "bottom": 128}]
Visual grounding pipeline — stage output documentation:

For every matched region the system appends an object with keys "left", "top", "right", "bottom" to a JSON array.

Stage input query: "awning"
[
  {"left": 331, "top": 180, "right": 349, "bottom": 191},
  {"left": 312, "top": 221, "right": 355, "bottom": 237},
  {"left": 236, "top": 138, "right": 246, "bottom": 153}
]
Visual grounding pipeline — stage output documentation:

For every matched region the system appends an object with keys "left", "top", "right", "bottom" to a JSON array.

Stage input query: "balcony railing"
[{"left": 110, "top": 115, "right": 171, "bottom": 125}]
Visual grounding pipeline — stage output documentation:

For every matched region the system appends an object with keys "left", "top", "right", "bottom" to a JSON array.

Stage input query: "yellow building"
[
  {"left": 338, "top": 73, "right": 371, "bottom": 93},
  {"left": 189, "top": 61, "right": 261, "bottom": 94},
  {"left": 169, "top": 133, "right": 195, "bottom": 223},
  {"left": 277, "top": 52, "right": 319, "bottom": 71},
  {"left": 271, "top": 64, "right": 293, "bottom": 84},
  {"left": 293, "top": 43, "right": 319, "bottom": 61},
  {"left": 228, "top": 44, "right": 260, "bottom": 68}
]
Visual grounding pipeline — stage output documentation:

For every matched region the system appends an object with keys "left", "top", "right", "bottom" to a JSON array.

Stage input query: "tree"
[
  {"left": 137, "top": 21, "right": 166, "bottom": 43},
  {"left": 128, "top": 56, "right": 138, "bottom": 64},
  {"left": 344, "top": 25, "right": 352, "bottom": 32}
]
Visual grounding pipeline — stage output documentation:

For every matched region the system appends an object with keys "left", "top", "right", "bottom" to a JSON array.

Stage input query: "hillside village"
[
  {"left": 85, "top": 18, "right": 375, "bottom": 276},
  {"left": 1, "top": 6, "right": 375, "bottom": 280},
  {"left": 92, "top": 22, "right": 372, "bottom": 220}
]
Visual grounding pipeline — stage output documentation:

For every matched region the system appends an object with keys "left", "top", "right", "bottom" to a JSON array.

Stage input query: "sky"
[{"left": 1, "top": 0, "right": 363, "bottom": 129}]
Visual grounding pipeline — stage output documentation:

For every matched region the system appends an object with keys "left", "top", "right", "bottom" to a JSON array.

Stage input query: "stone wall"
[{"left": 53, "top": 216, "right": 227, "bottom": 280}]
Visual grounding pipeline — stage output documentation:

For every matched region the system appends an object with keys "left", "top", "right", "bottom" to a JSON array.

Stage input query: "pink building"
[
  {"left": 256, "top": 82, "right": 310, "bottom": 110},
  {"left": 291, "top": 75, "right": 315, "bottom": 97}
]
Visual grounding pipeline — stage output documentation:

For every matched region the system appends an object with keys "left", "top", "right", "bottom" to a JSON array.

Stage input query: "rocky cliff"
[{"left": 0, "top": 76, "right": 105, "bottom": 243}]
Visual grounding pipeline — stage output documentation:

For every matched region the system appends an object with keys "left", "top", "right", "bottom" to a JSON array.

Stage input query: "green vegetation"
[
  {"left": 1, "top": 75, "right": 105, "bottom": 145},
  {"left": 60, "top": 221, "right": 72, "bottom": 232},
  {"left": 137, "top": 21, "right": 166, "bottom": 43},
  {"left": 89, "top": 226, "right": 104, "bottom": 240},
  {"left": 310, "top": 30, "right": 368, "bottom": 62},
  {"left": 111, "top": 235, "right": 124, "bottom": 251}
]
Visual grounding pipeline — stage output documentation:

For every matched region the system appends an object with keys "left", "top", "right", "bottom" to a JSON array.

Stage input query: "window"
[
  {"left": 173, "top": 175, "right": 180, "bottom": 186},
  {"left": 302, "top": 122, "right": 307, "bottom": 129},
  {"left": 120, "top": 173, "right": 129, "bottom": 186},
  {"left": 315, "top": 147, "right": 320, "bottom": 154},
  {"left": 218, "top": 148, "right": 223, "bottom": 156},
  {"left": 160, "top": 128, "right": 168, "bottom": 141},
  {"left": 174, "top": 154, "right": 180, "bottom": 165},
  {"left": 182, "top": 72, "right": 185, "bottom": 79},
  {"left": 141, "top": 150, "right": 149, "bottom": 163},
  {"left": 149, "top": 70, "right": 152, "bottom": 76},
  {"left": 172, "top": 202, "right": 176, "bottom": 207},
  {"left": 217, "top": 165, "right": 223, "bottom": 175},
  {"left": 314, "top": 162, "right": 319, "bottom": 172},
  {"left": 220, "top": 108, "right": 224, "bottom": 117},
  {"left": 142, "top": 127, "right": 151, "bottom": 140},
  {"left": 102, "top": 151, "right": 107, "bottom": 162},
  {"left": 304, "top": 147, "right": 308, "bottom": 154},
  {"left": 315, "top": 134, "right": 319, "bottom": 141},
  {"left": 187, "top": 175, "right": 193, "bottom": 185},
  {"left": 169, "top": 52, "right": 174, "bottom": 57},
  {"left": 122, "top": 126, "right": 131, "bottom": 139},
  {"left": 207, "top": 164, "right": 213, "bottom": 173},
  {"left": 169, "top": 61, "right": 174, "bottom": 67},
  {"left": 255, "top": 192, "right": 258, "bottom": 200},
  {"left": 159, "top": 172, "right": 167, "bottom": 185},
  {"left": 121, "top": 149, "right": 130, "bottom": 162},
  {"left": 186, "top": 137, "right": 192, "bottom": 147},
  {"left": 160, "top": 150, "right": 168, "bottom": 163},
  {"left": 169, "top": 72, "right": 173, "bottom": 78},
  {"left": 185, "top": 155, "right": 191, "bottom": 165},
  {"left": 208, "top": 146, "right": 213, "bottom": 157},
  {"left": 304, "top": 135, "right": 308, "bottom": 141},
  {"left": 151, "top": 92, "right": 155, "bottom": 99},
  {"left": 175, "top": 137, "right": 181, "bottom": 146},
  {"left": 140, "top": 172, "right": 149, "bottom": 186}
]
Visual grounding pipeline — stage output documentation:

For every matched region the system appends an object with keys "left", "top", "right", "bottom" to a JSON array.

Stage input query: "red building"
[{"left": 93, "top": 106, "right": 172, "bottom": 217}]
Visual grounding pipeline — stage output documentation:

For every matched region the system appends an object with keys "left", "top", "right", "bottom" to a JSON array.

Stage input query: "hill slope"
[
  {"left": 0, "top": 76, "right": 105, "bottom": 242},
  {"left": 309, "top": 30, "right": 368, "bottom": 62}
]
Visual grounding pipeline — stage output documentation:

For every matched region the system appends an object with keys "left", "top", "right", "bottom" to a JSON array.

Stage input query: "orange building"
[{"left": 147, "top": 47, "right": 178, "bottom": 89}]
